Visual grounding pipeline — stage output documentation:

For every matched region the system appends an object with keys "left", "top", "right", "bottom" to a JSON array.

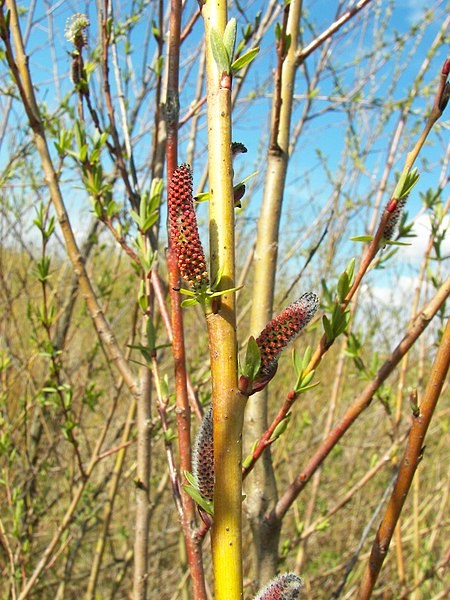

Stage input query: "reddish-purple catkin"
[
  {"left": 383, "top": 196, "right": 408, "bottom": 241},
  {"left": 192, "top": 406, "right": 214, "bottom": 502},
  {"left": 168, "top": 164, "right": 209, "bottom": 291},
  {"left": 254, "top": 573, "right": 303, "bottom": 600},
  {"left": 256, "top": 292, "right": 319, "bottom": 378}
]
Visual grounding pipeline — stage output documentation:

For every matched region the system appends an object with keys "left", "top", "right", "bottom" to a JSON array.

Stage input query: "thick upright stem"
[
  {"left": 245, "top": 0, "right": 302, "bottom": 584},
  {"left": 201, "top": 1, "right": 245, "bottom": 598}
]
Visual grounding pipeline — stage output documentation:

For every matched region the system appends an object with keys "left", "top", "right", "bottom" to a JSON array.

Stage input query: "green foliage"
[
  {"left": 183, "top": 470, "right": 214, "bottom": 516},
  {"left": 292, "top": 347, "right": 318, "bottom": 394},
  {"left": 130, "top": 179, "right": 162, "bottom": 233},
  {"left": 241, "top": 336, "right": 261, "bottom": 384},
  {"left": 393, "top": 167, "right": 420, "bottom": 200}
]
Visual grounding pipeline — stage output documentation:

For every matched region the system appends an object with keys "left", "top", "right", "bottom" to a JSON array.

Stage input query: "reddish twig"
[
  {"left": 269, "top": 277, "right": 450, "bottom": 525},
  {"left": 164, "top": 1, "right": 207, "bottom": 598},
  {"left": 357, "top": 316, "right": 450, "bottom": 599}
]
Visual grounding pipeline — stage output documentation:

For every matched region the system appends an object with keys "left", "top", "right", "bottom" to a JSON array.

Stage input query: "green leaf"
[
  {"left": 333, "top": 309, "right": 351, "bottom": 337},
  {"left": 194, "top": 191, "right": 210, "bottom": 203},
  {"left": 160, "top": 374, "right": 169, "bottom": 400},
  {"left": 184, "top": 484, "right": 214, "bottom": 515},
  {"left": 242, "top": 453, "right": 254, "bottom": 470},
  {"left": 393, "top": 167, "right": 420, "bottom": 199},
  {"left": 292, "top": 348, "right": 302, "bottom": 378},
  {"left": 296, "top": 381, "right": 320, "bottom": 395},
  {"left": 209, "top": 285, "right": 243, "bottom": 298},
  {"left": 275, "top": 22, "right": 282, "bottom": 42},
  {"left": 130, "top": 209, "right": 141, "bottom": 228},
  {"left": 269, "top": 414, "right": 291, "bottom": 442},
  {"left": 184, "top": 471, "right": 197, "bottom": 487},
  {"left": 243, "top": 336, "right": 261, "bottom": 382},
  {"left": 242, "top": 440, "right": 258, "bottom": 469},
  {"left": 382, "top": 240, "right": 412, "bottom": 247},
  {"left": 146, "top": 318, "right": 156, "bottom": 352},
  {"left": 78, "top": 144, "right": 88, "bottom": 162},
  {"left": 315, "top": 518, "right": 330, "bottom": 532},
  {"left": 235, "top": 170, "right": 258, "bottom": 187},
  {"left": 178, "top": 288, "right": 196, "bottom": 297},
  {"left": 223, "top": 18, "right": 237, "bottom": 63},
  {"left": 210, "top": 28, "right": 230, "bottom": 73},
  {"left": 231, "top": 47, "right": 259, "bottom": 73},
  {"left": 350, "top": 235, "right": 374, "bottom": 242},
  {"left": 300, "top": 371, "right": 315, "bottom": 388},
  {"left": 337, "top": 271, "right": 349, "bottom": 303},
  {"left": 183, "top": 471, "right": 214, "bottom": 515},
  {"left": 301, "top": 346, "right": 312, "bottom": 370},
  {"left": 181, "top": 297, "right": 199, "bottom": 307},
  {"left": 211, "top": 264, "right": 224, "bottom": 289},
  {"left": 345, "top": 258, "right": 356, "bottom": 284},
  {"left": 322, "top": 315, "right": 333, "bottom": 342}
]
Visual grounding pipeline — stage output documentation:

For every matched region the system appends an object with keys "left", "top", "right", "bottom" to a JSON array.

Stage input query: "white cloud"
[{"left": 401, "top": 213, "right": 450, "bottom": 263}]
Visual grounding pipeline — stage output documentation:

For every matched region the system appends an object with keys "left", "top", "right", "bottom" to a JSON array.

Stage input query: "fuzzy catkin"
[
  {"left": 383, "top": 196, "right": 408, "bottom": 241},
  {"left": 168, "top": 164, "right": 209, "bottom": 291},
  {"left": 256, "top": 292, "right": 319, "bottom": 377},
  {"left": 192, "top": 407, "right": 214, "bottom": 502},
  {"left": 253, "top": 573, "right": 303, "bottom": 600}
]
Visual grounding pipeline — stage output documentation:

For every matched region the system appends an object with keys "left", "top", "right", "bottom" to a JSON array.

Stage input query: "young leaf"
[
  {"left": 292, "top": 348, "right": 302, "bottom": 378},
  {"left": 242, "top": 440, "right": 258, "bottom": 469},
  {"left": 184, "top": 484, "right": 214, "bottom": 515},
  {"left": 393, "top": 167, "right": 420, "bottom": 200},
  {"left": 269, "top": 414, "right": 291, "bottom": 442},
  {"left": 223, "top": 18, "right": 237, "bottom": 63},
  {"left": 146, "top": 318, "right": 156, "bottom": 352},
  {"left": 301, "top": 346, "right": 312, "bottom": 370},
  {"left": 231, "top": 47, "right": 259, "bottom": 73},
  {"left": 210, "top": 28, "right": 230, "bottom": 74},
  {"left": 178, "top": 288, "right": 196, "bottom": 297},
  {"left": 243, "top": 336, "right": 261, "bottom": 382},
  {"left": 181, "top": 297, "right": 199, "bottom": 307},
  {"left": 194, "top": 191, "right": 210, "bottom": 203},
  {"left": 209, "top": 284, "right": 243, "bottom": 298},
  {"left": 337, "top": 271, "right": 349, "bottom": 303},
  {"left": 383, "top": 240, "right": 412, "bottom": 247},
  {"left": 322, "top": 315, "right": 333, "bottom": 342},
  {"left": 350, "top": 235, "right": 374, "bottom": 242}
]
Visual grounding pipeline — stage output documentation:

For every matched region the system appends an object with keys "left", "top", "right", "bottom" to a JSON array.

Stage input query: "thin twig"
[{"left": 357, "top": 316, "right": 450, "bottom": 599}]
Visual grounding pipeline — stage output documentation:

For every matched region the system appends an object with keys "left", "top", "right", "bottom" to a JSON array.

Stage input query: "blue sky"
[{"left": 1, "top": 0, "right": 448, "bottom": 299}]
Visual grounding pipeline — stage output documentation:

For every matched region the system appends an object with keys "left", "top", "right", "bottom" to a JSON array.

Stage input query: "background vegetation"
[{"left": 0, "top": 0, "right": 448, "bottom": 599}]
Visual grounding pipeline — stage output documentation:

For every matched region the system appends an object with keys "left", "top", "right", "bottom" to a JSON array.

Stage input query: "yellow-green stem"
[{"left": 201, "top": 1, "right": 244, "bottom": 598}]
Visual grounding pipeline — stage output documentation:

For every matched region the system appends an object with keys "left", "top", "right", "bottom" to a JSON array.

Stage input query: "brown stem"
[
  {"left": 99, "top": 0, "right": 138, "bottom": 209},
  {"left": 357, "top": 316, "right": 450, "bottom": 599},
  {"left": 269, "top": 2, "right": 290, "bottom": 152},
  {"left": 164, "top": 0, "right": 207, "bottom": 597}
]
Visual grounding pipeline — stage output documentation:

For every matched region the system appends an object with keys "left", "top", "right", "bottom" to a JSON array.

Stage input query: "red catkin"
[
  {"left": 255, "top": 292, "right": 319, "bottom": 379},
  {"left": 168, "top": 164, "right": 209, "bottom": 291}
]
